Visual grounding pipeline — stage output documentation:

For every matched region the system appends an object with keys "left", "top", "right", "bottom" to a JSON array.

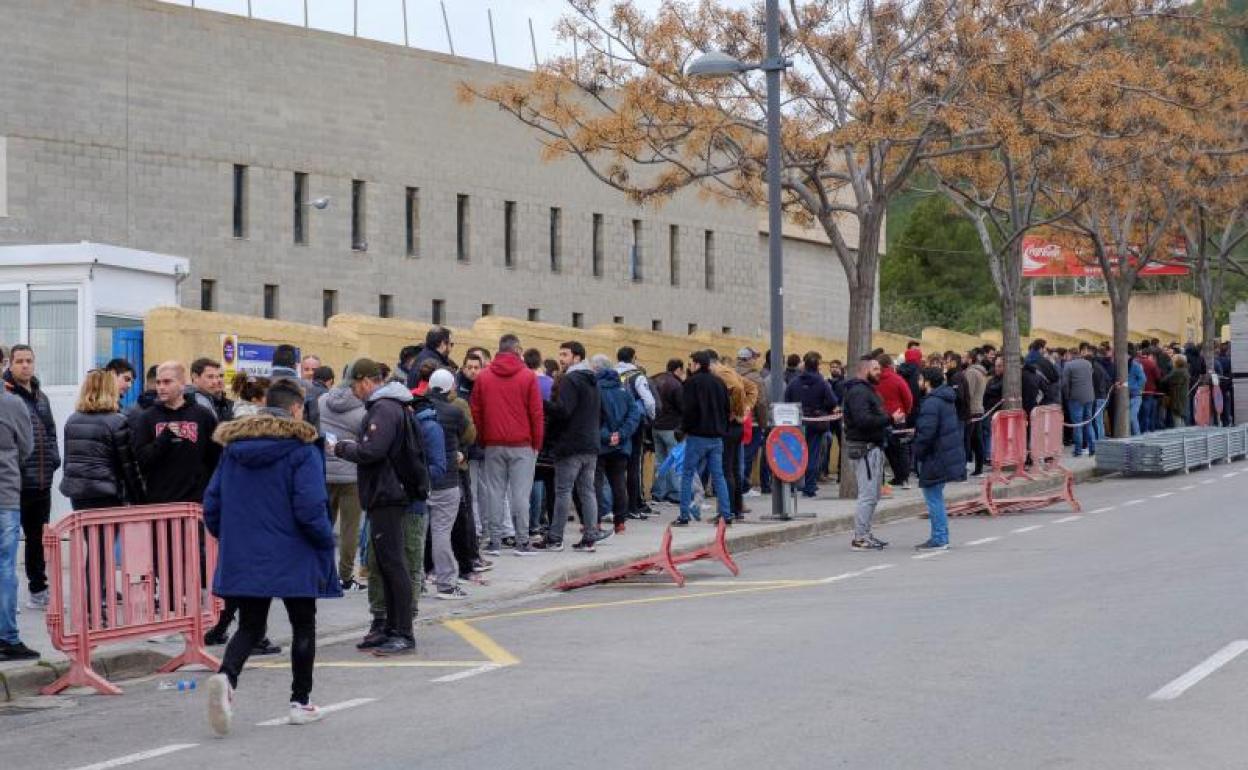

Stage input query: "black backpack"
[{"left": 388, "top": 406, "right": 431, "bottom": 502}]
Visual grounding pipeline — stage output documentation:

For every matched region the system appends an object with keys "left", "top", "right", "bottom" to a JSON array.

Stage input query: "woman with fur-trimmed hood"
[{"left": 203, "top": 379, "right": 340, "bottom": 737}]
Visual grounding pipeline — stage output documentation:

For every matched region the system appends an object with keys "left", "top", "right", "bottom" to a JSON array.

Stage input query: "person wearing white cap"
[{"left": 424, "top": 368, "right": 469, "bottom": 599}]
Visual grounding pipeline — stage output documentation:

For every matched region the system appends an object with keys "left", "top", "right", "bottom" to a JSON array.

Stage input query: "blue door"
[{"left": 112, "top": 328, "right": 144, "bottom": 410}]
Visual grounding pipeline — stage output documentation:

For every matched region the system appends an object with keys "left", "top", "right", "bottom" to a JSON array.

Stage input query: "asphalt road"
[{"left": 4, "top": 465, "right": 1248, "bottom": 770}]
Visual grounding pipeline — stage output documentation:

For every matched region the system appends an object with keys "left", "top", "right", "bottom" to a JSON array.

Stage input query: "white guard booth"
[{"left": 0, "top": 242, "right": 189, "bottom": 514}]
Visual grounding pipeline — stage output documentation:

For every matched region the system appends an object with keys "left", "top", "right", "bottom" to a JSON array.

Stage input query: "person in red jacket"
[
  {"left": 1139, "top": 350, "right": 1162, "bottom": 433},
  {"left": 470, "top": 334, "right": 545, "bottom": 556},
  {"left": 874, "top": 354, "right": 914, "bottom": 488}
]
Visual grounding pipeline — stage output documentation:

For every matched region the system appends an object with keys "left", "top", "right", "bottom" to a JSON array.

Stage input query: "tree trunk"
[
  {"left": 1110, "top": 295, "right": 1132, "bottom": 438},
  {"left": 838, "top": 206, "right": 883, "bottom": 499},
  {"left": 1000, "top": 240, "right": 1025, "bottom": 408}
]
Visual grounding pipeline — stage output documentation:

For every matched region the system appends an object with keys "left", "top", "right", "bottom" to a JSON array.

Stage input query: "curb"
[{"left": 1, "top": 466, "right": 1101, "bottom": 702}]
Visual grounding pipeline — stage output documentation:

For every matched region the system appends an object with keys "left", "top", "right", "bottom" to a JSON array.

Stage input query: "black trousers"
[
  {"left": 597, "top": 454, "right": 629, "bottom": 525},
  {"left": 965, "top": 418, "right": 985, "bottom": 474},
  {"left": 625, "top": 428, "right": 646, "bottom": 513},
  {"left": 884, "top": 435, "right": 910, "bottom": 485},
  {"left": 452, "top": 472, "right": 479, "bottom": 578},
  {"left": 722, "top": 423, "right": 744, "bottom": 515},
  {"left": 21, "top": 489, "right": 52, "bottom": 595},
  {"left": 219, "top": 596, "right": 316, "bottom": 705},
  {"left": 368, "top": 505, "right": 413, "bottom": 639}
]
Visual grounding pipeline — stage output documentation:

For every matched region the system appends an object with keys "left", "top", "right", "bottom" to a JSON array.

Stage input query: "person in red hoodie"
[
  {"left": 470, "top": 334, "right": 545, "bottom": 556},
  {"left": 874, "top": 354, "right": 914, "bottom": 488},
  {"left": 1139, "top": 350, "right": 1162, "bottom": 433}
]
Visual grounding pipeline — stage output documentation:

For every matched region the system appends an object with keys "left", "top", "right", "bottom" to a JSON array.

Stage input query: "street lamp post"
[{"left": 687, "top": 0, "right": 790, "bottom": 518}]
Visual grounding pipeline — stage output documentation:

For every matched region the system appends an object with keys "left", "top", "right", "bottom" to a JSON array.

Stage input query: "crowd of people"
[{"left": 0, "top": 329, "right": 1235, "bottom": 731}]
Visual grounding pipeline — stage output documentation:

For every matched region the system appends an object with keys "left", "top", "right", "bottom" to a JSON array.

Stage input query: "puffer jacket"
[
  {"left": 913, "top": 385, "right": 967, "bottom": 488},
  {"left": 597, "top": 369, "right": 641, "bottom": 456},
  {"left": 318, "top": 386, "right": 365, "bottom": 484},
  {"left": 59, "top": 411, "right": 145, "bottom": 504},
  {"left": 3, "top": 371, "right": 60, "bottom": 491},
  {"left": 204, "top": 411, "right": 341, "bottom": 599}
]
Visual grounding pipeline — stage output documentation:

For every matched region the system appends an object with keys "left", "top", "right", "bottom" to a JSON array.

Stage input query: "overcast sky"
[{"left": 161, "top": 0, "right": 753, "bottom": 69}]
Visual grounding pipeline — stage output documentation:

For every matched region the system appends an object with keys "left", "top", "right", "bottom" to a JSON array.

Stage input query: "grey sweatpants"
[
  {"left": 854, "top": 446, "right": 885, "bottom": 539},
  {"left": 427, "top": 485, "right": 463, "bottom": 591},
  {"left": 482, "top": 446, "right": 537, "bottom": 548},
  {"left": 548, "top": 453, "right": 599, "bottom": 544}
]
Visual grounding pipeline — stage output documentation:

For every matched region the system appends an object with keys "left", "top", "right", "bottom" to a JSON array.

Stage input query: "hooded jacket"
[
  {"left": 427, "top": 390, "right": 467, "bottom": 489},
  {"left": 470, "top": 352, "right": 544, "bottom": 451},
  {"left": 204, "top": 412, "right": 341, "bottom": 599},
  {"left": 3, "top": 371, "right": 60, "bottom": 491},
  {"left": 407, "top": 347, "right": 455, "bottom": 390},
  {"left": 1128, "top": 359, "right": 1146, "bottom": 397},
  {"left": 896, "top": 361, "right": 923, "bottom": 418},
  {"left": 334, "top": 381, "right": 416, "bottom": 510},
  {"left": 597, "top": 369, "right": 642, "bottom": 456},
  {"left": 783, "top": 369, "right": 838, "bottom": 434},
  {"left": 410, "top": 394, "right": 449, "bottom": 490},
  {"left": 842, "top": 378, "right": 891, "bottom": 446},
  {"left": 318, "top": 386, "right": 366, "bottom": 484},
  {"left": 547, "top": 363, "right": 600, "bottom": 459},
  {"left": 874, "top": 367, "right": 914, "bottom": 421},
  {"left": 913, "top": 385, "right": 968, "bottom": 488},
  {"left": 59, "top": 410, "right": 145, "bottom": 504}
]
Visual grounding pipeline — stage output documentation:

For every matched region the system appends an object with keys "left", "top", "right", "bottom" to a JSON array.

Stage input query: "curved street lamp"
[{"left": 687, "top": 1, "right": 794, "bottom": 519}]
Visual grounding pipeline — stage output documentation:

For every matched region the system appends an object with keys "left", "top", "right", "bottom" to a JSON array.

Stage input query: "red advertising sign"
[{"left": 1021, "top": 236, "right": 1188, "bottom": 277}]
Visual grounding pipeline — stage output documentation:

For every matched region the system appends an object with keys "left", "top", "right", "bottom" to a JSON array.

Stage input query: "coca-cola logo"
[{"left": 1024, "top": 243, "right": 1063, "bottom": 260}]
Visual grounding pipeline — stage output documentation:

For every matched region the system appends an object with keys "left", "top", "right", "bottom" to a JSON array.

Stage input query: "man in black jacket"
[
  {"left": 331, "top": 359, "right": 418, "bottom": 656},
  {"left": 842, "top": 356, "right": 901, "bottom": 551},
  {"left": 129, "top": 361, "right": 220, "bottom": 506},
  {"left": 675, "top": 351, "right": 734, "bottom": 527},
  {"left": 3, "top": 345, "right": 60, "bottom": 610},
  {"left": 538, "top": 341, "right": 608, "bottom": 551},
  {"left": 407, "top": 326, "right": 456, "bottom": 390}
]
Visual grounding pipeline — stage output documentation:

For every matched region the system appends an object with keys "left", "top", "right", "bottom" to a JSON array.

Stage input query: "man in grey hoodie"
[
  {"left": 0, "top": 371, "right": 37, "bottom": 661},
  {"left": 319, "top": 376, "right": 366, "bottom": 591},
  {"left": 1060, "top": 348, "right": 1097, "bottom": 456}
]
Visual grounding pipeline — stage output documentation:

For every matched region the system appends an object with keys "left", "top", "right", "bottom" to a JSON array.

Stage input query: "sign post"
[{"left": 763, "top": 404, "right": 813, "bottom": 520}]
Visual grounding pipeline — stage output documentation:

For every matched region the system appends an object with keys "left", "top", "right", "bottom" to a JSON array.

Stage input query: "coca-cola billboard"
[{"left": 1021, "top": 236, "right": 1188, "bottom": 277}]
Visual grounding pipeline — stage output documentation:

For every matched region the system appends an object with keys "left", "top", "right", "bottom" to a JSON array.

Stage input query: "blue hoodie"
[
  {"left": 204, "top": 411, "right": 341, "bottom": 599},
  {"left": 597, "top": 369, "right": 641, "bottom": 456}
]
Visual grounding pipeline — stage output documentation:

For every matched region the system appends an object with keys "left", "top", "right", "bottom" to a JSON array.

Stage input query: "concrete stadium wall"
[
  {"left": 0, "top": 0, "right": 862, "bottom": 342},
  {"left": 1032, "top": 293, "right": 1201, "bottom": 343}
]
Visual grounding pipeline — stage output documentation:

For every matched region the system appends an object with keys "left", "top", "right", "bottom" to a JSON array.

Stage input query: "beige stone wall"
[{"left": 1032, "top": 293, "right": 1202, "bottom": 343}]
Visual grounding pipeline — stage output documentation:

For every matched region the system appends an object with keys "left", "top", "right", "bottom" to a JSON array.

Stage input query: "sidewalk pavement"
[{"left": 0, "top": 456, "right": 1098, "bottom": 700}]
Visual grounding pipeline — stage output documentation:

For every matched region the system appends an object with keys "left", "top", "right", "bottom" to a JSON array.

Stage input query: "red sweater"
[
  {"left": 874, "top": 368, "right": 914, "bottom": 417},
  {"left": 1141, "top": 357, "right": 1161, "bottom": 393},
  {"left": 470, "top": 352, "right": 545, "bottom": 451}
]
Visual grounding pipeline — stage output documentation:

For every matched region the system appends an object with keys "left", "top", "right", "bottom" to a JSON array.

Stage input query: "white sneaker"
[
  {"left": 26, "top": 590, "right": 48, "bottom": 610},
  {"left": 744, "top": 490, "right": 762, "bottom": 499},
  {"left": 206, "top": 673, "right": 234, "bottom": 736},
  {"left": 289, "top": 702, "right": 323, "bottom": 725}
]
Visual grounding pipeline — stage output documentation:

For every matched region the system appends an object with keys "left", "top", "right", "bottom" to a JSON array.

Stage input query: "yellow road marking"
[
  {"left": 443, "top": 619, "right": 520, "bottom": 667},
  {"left": 593, "top": 579, "right": 815, "bottom": 588},
  {"left": 466, "top": 580, "right": 823, "bottom": 624},
  {"left": 252, "top": 660, "right": 485, "bottom": 669}
]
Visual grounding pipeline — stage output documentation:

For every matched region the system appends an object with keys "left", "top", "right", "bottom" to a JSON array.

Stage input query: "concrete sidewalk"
[{"left": 0, "top": 457, "right": 1097, "bottom": 700}]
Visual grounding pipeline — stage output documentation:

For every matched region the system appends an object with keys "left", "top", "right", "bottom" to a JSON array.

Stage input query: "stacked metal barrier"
[{"left": 1095, "top": 425, "right": 1248, "bottom": 475}]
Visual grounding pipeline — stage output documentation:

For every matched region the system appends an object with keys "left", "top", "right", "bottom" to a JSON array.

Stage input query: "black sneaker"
[
  {"left": 501, "top": 536, "right": 517, "bottom": 549},
  {"left": 436, "top": 586, "right": 468, "bottom": 600},
  {"left": 571, "top": 539, "right": 596, "bottom": 553},
  {"left": 850, "top": 538, "right": 885, "bottom": 551},
  {"left": 203, "top": 625, "right": 230, "bottom": 646},
  {"left": 671, "top": 518, "right": 691, "bottom": 527},
  {"left": 590, "top": 527, "right": 614, "bottom": 543},
  {"left": 713, "top": 514, "right": 733, "bottom": 527},
  {"left": 869, "top": 535, "right": 889, "bottom": 548},
  {"left": 914, "top": 540, "right": 949, "bottom": 552},
  {"left": 639, "top": 503, "right": 655, "bottom": 514},
  {"left": 253, "top": 638, "right": 282, "bottom": 656},
  {"left": 372, "top": 635, "right": 416, "bottom": 657},
  {"left": 356, "top": 619, "right": 388, "bottom": 650},
  {"left": 471, "top": 558, "right": 494, "bottom": 572},
  {"left": 514, "top": 544, "right": 539, "bottom": 557},
  {"left": 626, "top": 511, "right": 649, "bottom": 521},
  {"left": 533, "top": 538, "right": 564, "bottom": 551},
  {"left": 0, "top": 640, "right": 40, "bottom": 661}
]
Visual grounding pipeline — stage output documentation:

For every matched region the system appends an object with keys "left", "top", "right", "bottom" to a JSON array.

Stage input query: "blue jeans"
[
  {"left": 1069, "top": 401, "right": 1095, "bottom": 454},
  {"left": 802, "top": 426, "right": 827, "bottom": 495},
  {"left": 1092, "top": 398, "right": 1106, "bottom": 442},
  {"left": 650, "top": 429, "right": 679, "bottom": 501},
  {"left": 921, "top": 485, "right": 948, "bottom": 546},
  {"left": 1129, "top": 395, "right": 1142, "bottom": 435},
  {"left": 0, "top": 509, "right": 21, "bottom": 644},
  {"left": 680, "top": 435, "right": 732, "bottom": 522},
  {"left": 981, "top": 418, "right": 992, "bottom": 464},
  {"left": 740, "top": 428, "right": 765, "bottom": 494}
]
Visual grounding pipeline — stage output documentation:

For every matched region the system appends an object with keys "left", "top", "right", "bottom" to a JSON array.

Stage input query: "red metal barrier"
[
  {"left": 988, "top": 405, "right": 1080, "bottom": 515},
  {"left": 1194, "top": 385, "right": 1212, "bottom": 427},
  {"left": 948, "top": 409, "right": 1029, "bottom": 516},
  {"left": 556, "top": 518, "right": 740, "bottom": 590},
  {"left": 41, "top": 503, "right": 222, "bottom": 696}
]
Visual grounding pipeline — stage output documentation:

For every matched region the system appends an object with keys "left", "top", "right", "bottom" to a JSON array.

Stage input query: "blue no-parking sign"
[{"left": 766, "top": 426, "right": 809, "bottom": 483}]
